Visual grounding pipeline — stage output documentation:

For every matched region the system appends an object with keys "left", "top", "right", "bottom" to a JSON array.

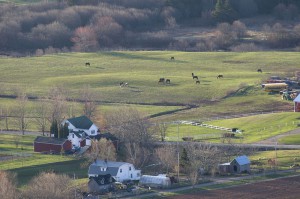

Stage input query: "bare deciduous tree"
[
  {"left": 14, "top": 92, "right": 29, "bottom": 135},
  {"left": 81, "top": 85, "right": 97, "bottom": 119},
  {"left": 185, "top": 143, "right": 220, "bottom": 187},
  {"left": 71, "top": 26, "right": 99, "bottom": 52},
  {"left": 35, "top": 99, "right": 50, "bottom": 136},
  {"left": 85, "top": 139, "right": 117, "bottom": 163},
  {"left": 155, "top": 123, "right": 168, "bottom": 142},
  {"left": 155, "top": 145, "right": 177, "bottom": 173},
  {"left": 0, "top": 171, "right": 19, "bottom": 199},
  {"left": 106, "top": 107, "right": 156, "bottom": 168},
  {"left": 22, "top": 172, "right": 73, "bottom": 199},
  {"left": 48, "top": 87, "right": 67, "bottom": 134}
]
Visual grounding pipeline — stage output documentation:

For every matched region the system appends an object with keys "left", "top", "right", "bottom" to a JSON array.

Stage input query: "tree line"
[{"left": 0, "top": 0, "right": 299, "bottom": 55}]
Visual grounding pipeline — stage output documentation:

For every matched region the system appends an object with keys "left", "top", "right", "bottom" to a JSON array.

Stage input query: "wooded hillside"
[{"left": 1, "top": 0, "right": 300, "bottom": 55}]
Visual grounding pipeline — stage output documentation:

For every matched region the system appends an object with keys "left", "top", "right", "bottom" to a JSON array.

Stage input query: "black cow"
[
  {"left": 257, "top": 69, "right": 262, "bottom": 73},
  {"left": 158, "top": 78, "right": 165, "bottom": 84},
  {"left": 196, "top": 80, "right": 200, "bottom": 84},
  {"left": 217, "top": 74, "right": 223, "bottom": 79},
  {"left": 170, "top": 57, "right": 175, "bottom": 60},
  {"left": 85, "top": 62, "right": 90, "bottom": 66},
  {"left": 166, "top": 79, "right": 171, "bottom": 84}
]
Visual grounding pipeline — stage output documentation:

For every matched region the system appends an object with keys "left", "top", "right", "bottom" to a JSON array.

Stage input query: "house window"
[
  {"left": 137, "top": 173, "right": 140, "bottom": 177},
  {"left": 72, "top": 134, "right": 74, "bottom": 138},
  {"left": 91, "top": 130, "right": 95, "bottom": 134},
  {"left": 120, "top": 169, "right": 122, "bottom": 173},
  {"left": 129, "top": 167, "right": 131, "bottom": 171},
  {"left": 131, "top": 174, "right": 133, "bottom": 178}
]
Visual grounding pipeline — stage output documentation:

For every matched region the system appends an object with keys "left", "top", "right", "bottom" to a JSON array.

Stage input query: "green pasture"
[
  {"left": 278, "top": 134, "right": 300, "bottom": 145},
  {"left": 165, "top": 112, "right": 300, "bottom": 143},
  {"left": 250, "top": 149, "right": 300, "bottom": 169},
  {"left": 206, "top": 112, "right": 300, "bottom": 143},
  {"left": 0, "top": 51, "right": 299, "bottom": 105}
]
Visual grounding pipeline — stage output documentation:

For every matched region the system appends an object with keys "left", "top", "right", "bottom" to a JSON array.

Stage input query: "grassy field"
[
  {"left": 278, "top": 134, "right": 300, "bottom": 145},
  {"left": 250, "top": 149, "right": 300, "bottom": 169},
  {"left": 0, "top": 51, "right": 297, "bottom": 123},
  {"left": 0, "top": 51, "right": 298, "bottom": 104},
  {"left": 165, "top": 112, "right": 300, "bottom": 143}
]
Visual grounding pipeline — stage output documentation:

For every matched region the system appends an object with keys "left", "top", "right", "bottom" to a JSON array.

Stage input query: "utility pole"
[{"left": 177, "top": 122, "right": 180, "bottom": 182}]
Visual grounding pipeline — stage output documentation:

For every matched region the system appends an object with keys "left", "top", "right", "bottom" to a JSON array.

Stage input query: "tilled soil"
[{"left": 168, "top": 175, "right": 300, "bottom": 199}]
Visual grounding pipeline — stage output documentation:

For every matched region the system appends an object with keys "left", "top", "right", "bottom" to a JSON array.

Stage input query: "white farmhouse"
[
  {"left": 62, "top": 115, "right": 99, "bottom": 148},
  {"left": 88, "top": 160, "right": 141, "bottom": 182},
  {"left": 62, "top": 115, "right": 99, "bottom": 136}
]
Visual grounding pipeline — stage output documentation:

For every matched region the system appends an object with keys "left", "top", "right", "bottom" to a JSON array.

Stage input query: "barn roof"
[
  {"left": 34, "top": 136, "right": 68, "bottom": 145},
  {"left": 88, "top": 165, "right": 119, "bottom": 177},
  {"left": 293, "top": 94, "right": 300, "bottom": 102},
  {"left": 67, "top": 115, "right": 93, "bottom": 129},
  {"left": 232, "top": 155, "right": 250, "bottom": 165}
]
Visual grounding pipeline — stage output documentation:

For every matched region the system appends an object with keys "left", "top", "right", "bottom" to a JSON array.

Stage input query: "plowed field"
[{"left": 169, "top": 175, "right": 300, "bottom": 199}]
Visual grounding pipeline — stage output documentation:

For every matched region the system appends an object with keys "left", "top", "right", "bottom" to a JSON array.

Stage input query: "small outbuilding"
[
  {"left": 139, "top": 174, "right": 171, "bottom": 188},
  {"left": 88, "top": 174, "right": 115, "bottom": 194},
  {"left": 34, "top": 136, "right": 72, "bottom": 153},
  {"left": 219, "top": 155, "right": 251, "bottom": 174},
  {"left": 230, "top": 155, "right": 251, "bottom": 173},
  {"left": 293, "top": 94, "right": 300, "bottom": 112}
]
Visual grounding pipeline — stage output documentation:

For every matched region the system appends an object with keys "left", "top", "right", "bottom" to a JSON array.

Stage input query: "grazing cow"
[
  {"left": 196, "top": 80, "right": 200, "bottom": 84},
  {"left": 85, "top": 62, "right": 90, "bottom": 66},
  {"left": 119, "top": 82, "right": 128, "bottom": 87},
  {"left": 158, "top": 78, "right": 165, "bottom": 84},
  {"left": 217, "top": 74, "right": 223, "bottom": 79},
  {"left": 170, "top": 56, "right": 175, "bottom": 60},
  {"left": 193, "top": 76, "right": 198, "bottom": 80},
  {"left": 257, "top": 69, "right": 262, "bottom": 73},
  {"left": 166, "top": 79, "right": 171, "bottom": 84}
]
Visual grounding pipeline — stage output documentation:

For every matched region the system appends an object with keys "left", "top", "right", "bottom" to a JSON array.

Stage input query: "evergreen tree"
[
  {"left": 180, "top": 147, "right": 189, "bottom": 172},
  {"left": 50, "top": 120, "right": 58, "bottom": 138}
]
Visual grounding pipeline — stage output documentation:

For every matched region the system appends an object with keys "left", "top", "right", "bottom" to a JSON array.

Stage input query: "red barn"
[{"left": 34, "top": 136, "right": 72, "bottom": 153}]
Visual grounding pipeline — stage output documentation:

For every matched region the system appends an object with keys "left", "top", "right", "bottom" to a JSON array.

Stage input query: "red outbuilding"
[{"left": 34, "top": 136, "right": 72, "bottom": 153}]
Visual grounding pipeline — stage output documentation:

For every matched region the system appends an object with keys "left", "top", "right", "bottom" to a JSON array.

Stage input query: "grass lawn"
[
  {"left": 250, "top": 149, "right": 300, "bottom": 169},
  {"left": 0, "top": 134, "right": 87, "bottom": 187},
  {"left": 278, "top": 134, "right": 300, "bottom": 145}
]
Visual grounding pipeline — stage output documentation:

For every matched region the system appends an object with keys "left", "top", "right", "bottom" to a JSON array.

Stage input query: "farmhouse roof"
[
  {"left": 34, "top": 136, "right": 68, "bottom": 145},
  {"left": 89, "top": 165, "right": 119, "bottom": 177},
  {"left": 88, "top": 160, "right": 130, "bottom": 177},
  {"left": 232, "top": 155, "right": 250, "bottom": 165},
  {"left": 67, "top": 115, "right": 93, "bottom": 129},
  {"left": 293, "top": 94, "right": 300, "bottom": 102}
]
